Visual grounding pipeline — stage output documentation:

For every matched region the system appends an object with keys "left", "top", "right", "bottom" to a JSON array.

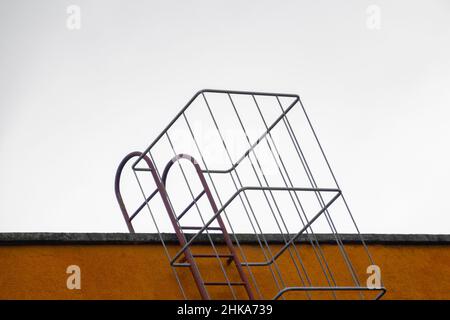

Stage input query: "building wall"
[{"left": 0, "top": 241, "right": 449, "bottom": 300}]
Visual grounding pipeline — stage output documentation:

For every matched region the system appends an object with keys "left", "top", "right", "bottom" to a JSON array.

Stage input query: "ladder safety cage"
[{"left": 115, "top": 89, "right": 386, "bottom": 300}]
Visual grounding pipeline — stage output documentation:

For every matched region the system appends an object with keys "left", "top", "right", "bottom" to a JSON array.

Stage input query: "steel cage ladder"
[{"left": 115, "top": 89, "right": 387, "bottom": 300}]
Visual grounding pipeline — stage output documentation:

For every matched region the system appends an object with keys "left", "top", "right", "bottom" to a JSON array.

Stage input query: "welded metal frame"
[{"left": 115, "top": 89, "right": 386, "bottom": 300}]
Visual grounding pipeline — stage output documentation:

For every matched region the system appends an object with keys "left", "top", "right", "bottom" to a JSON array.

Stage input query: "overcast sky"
[{"left": 0, "top": 0, "right": 449, "bottom": 233}]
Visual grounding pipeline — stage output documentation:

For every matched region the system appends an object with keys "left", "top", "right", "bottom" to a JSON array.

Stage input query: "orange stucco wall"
[{"left": 0, "top": 244, "right": 449, "bottom": 300}]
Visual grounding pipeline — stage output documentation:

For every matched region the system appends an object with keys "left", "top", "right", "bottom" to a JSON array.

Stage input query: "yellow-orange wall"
[{"left": 0, "top": 244, "right": 449, "bottom": 300}]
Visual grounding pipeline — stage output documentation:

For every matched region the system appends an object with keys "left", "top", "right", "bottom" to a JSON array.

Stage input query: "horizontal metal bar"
[
  {"left": 204, "top": 282, "right": 245, "bottom": 286},
  {"left": 202, "top": 89, "right": 300, "bottom": 98},
  {"left": 193, "top": 254, "right": 233, "bottom": 258},
  {"left": 180, "top": 226, "right": 222, "bottom": 231},
  {"left": 177, "top": 190, "right": 206, "bottom": 220},
  {"left": 133, "top": 167, "right": 152, "bottom": 172},
  {"left": 173, "top": 262, "right": 191, "bottom": 267},
  {"left": 172, "top": 254, "right": 233, "bottom": 269},
  {"left": 171, "top": 186, "right": 341, "bottom": 264},
  {"left": 129, "top": 189, "right": 159, "bottom": 221},
  {"left": 273, "top": 286, "right": 387, "bottom": 300}
]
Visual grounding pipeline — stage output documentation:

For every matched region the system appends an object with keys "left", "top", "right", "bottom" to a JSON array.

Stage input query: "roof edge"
[{"left": 0, "top": 233, "right": 449, "bottom": 245}]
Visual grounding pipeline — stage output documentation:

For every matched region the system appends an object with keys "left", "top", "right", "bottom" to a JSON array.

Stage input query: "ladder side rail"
[{"left": 162, "top": 154, "right": 255, "bottom": 300}]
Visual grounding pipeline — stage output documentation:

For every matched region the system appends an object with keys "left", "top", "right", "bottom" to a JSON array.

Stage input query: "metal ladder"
[
  {"left": 115, "top": 151, "right": 254, "bottom": 300},
  {"left": 115, "top": 89, "right": 386, "bottom": 300},
  {"left": 161, "top": 154, "right": 254, "bottom": 300}
]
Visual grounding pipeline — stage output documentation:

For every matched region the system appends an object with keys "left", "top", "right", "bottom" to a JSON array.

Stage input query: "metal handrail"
[{"left": 115, "top": 151, "right": 154, "bottom": 233}]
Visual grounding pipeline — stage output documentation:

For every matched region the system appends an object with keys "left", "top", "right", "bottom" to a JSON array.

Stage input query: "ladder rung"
[
  {"left": 177, "top": 190, "right": 206, "bottom": 220},
  {"left": 181, "top": 226, "right": 222, "bottom": 231},
  {"left": 133, "top": 167, "right": 152, "bottom": 172},
  {"left": 129, "top": 189, "right": 158, "bottom": 221},
  {"left": 193, "top": 254, "right": 233, "bottom": 258},
  {"left": 173, "top": 262, "right": 190, "bottom": 267},
  {"left": 204, "top": 282, "right": 245, "bottom": 286}
]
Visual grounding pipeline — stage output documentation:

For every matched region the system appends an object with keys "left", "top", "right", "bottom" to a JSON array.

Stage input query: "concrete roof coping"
[{"left": 0, "top": 233, "right": 449, "bottom": 245}]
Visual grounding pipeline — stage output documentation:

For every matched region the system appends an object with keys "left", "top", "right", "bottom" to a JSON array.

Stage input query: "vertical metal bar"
[
  {"left": 296, "top": 96, "right": 378, "bottom": 270},
  {"left": 132, "top": 170, "right": 187, "bottom": 299},
  {"left": 276, "top": 97, "right": 363, "bottom": 297},
  {"left": 183, "top": 112, "right": 279, "bottom": 299},
  {"left": 252, "top": 95, "right": 339, "bottom": 298},
  {"left": 227, "top": 93, "right": 312, "bottom": 299},
  {"left": 200, "top": 93, "right": 288, "bottom": 298}
]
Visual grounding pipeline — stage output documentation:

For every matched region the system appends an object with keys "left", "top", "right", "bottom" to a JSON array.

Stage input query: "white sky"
[{"left": 0, "top": 0, "right": 449, "bottom": 233}]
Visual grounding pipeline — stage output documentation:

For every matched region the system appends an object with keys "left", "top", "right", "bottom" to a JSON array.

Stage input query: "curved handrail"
[
  {"left": 161, "top": 154, "right": 202, "bottom": 186},
  {"left": 116, "top": 151, "right": 211, "bottom": 299},
  {"left": 114, "top": 151, "right": 156, "bottom": 233}
]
